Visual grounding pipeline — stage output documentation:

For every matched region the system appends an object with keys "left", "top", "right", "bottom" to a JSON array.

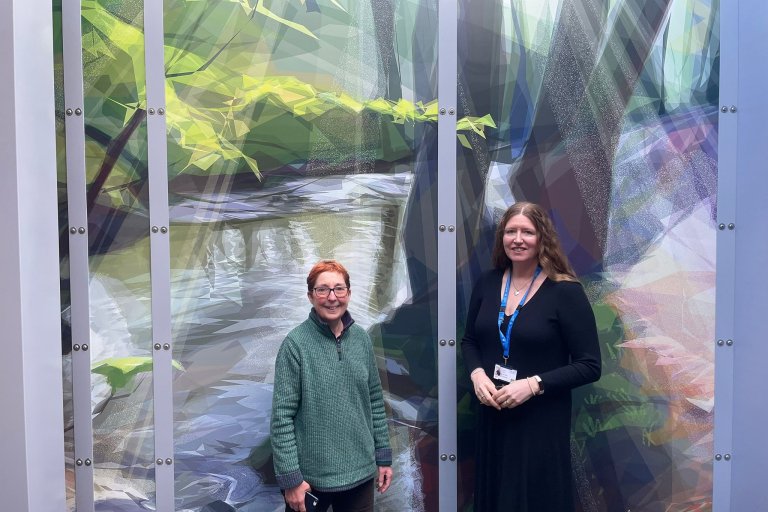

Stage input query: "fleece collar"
[{"left": 308, "top": 308, "right": 355, "bottom": 338}]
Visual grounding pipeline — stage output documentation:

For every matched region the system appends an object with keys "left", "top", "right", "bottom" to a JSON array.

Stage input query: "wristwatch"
[{"left": 533, "top": 375, "right": 544, "bottom": 395}]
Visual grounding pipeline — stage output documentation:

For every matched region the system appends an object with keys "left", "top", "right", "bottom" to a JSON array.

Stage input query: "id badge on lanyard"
[{"left": 496, "top": 267, "right": 541, "bottom": 385}]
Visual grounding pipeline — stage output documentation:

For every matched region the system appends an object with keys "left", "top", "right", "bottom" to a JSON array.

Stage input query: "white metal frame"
[{"left": 0, "top": 0, "right": 66, "bottom": 510}]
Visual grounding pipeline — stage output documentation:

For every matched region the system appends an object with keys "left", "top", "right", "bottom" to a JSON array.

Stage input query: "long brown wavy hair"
[{"left": 491, "top": 202, "right": 577, "bottom": 282}]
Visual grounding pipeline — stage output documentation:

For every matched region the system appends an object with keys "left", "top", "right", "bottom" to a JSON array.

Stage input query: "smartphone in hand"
[{"left": 305, "top": 491, "right": 319, "bottom": 512}]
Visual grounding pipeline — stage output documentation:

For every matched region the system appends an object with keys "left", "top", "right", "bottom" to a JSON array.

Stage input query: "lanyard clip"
[{"left": 503, "top": 356, "right": 508, "bottom": 366}]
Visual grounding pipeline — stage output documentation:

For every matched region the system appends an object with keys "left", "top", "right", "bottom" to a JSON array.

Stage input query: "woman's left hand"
[
  {"left": 376, "top": 466, "right": 393, "bottom": 493},
  {"left": 494, "top": 379, "right": 534, "bottom": 409}
]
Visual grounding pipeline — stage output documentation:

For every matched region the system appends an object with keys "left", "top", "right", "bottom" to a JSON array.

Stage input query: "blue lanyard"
[{"left": 498, "top": 267, "right": 541, "bottom": 364}]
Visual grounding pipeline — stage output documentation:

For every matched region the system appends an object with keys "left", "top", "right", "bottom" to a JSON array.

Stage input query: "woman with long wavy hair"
[{"left": 462, "top": 202, "right": 602, "bottom": 511}]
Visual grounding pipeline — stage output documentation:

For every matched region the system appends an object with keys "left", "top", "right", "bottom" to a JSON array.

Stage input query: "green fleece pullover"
[{"left": 270, "top": 309, "right": 392, "bottom": 491}]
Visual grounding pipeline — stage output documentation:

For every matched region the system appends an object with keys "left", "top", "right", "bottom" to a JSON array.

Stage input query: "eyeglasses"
[{"left": 312, "top": 286, "right": 349, "bottom": 298}]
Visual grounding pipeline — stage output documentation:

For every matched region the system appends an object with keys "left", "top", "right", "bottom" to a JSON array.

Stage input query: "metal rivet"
[
  {"left": 78, "top": 227, "right": 86, "bottom": 234},
  {"left": 66, "top": 108, "right": 73, "bottom": 116},
  {"left": 70, "top": 227, "right": 77, "bottom": 234},
  {"left": 728, "top": 223, "right": 735, "bottom": 230},
  {"left": 75, "top": 108, "right": 82, "bottom": 116},
  {"left": 439, "top": 108, "right": 446, "bottom": 115},
  {"left": 724, "top": 454, "right": 731, "bottom": 461},
  {"left": 718, "top": 223, "right": 725, "bottom": 230},
  {"left": 156, "top": 458, "right": 164, "bottom": 465},
  {"left": 448, "top": 225, "right": 455, "bottom": 232},
  {"left": 81, "top": 344, "right": 89, "bottom": 351},
  {"left": 84, "top": 458, "right": 92, "bottom": 466},
  {"left": 158, "top": 108, "right": 165, "bottom": 115},
  {"left": 721, "top": 106, "right": 728, "bottom": 113},
  {"left": 73, "top": 344, "right": 80, "bottom": 351},
  {"left": 440, "top": 454, "right": 448, "bottom": 461},
  {"left": 152, "top": 226, "right": 159, "bottom": 233},
  {"left": 439, "top": 225, "right": 446, "bottom": 232},
  {"left": 154, "top": 343, "right": 162, "bottom": 350},
  {"left": 726, "top": 339, "right": 734, "bottom": 346},
  {"left": 448, "top": 339, "right": 456, "bottom": 346},
  {"left": 76, "top": 458, "right": 83, "bottom": 466},
  {"left": 165, "top": 458, "right": 173, "bottom": 465},
  {"left": 730, "top": 106, "right": 737, "bottom": 113},
  {"left": 148, "top": 108, "right": 155, "bottom": 115},
  {"left": 449, "top": 454, "right": 456, "bottom": 461},
  {"left": 449, "top": 108, "right": 455, "bottom": 115},
  {"left": 715, "top": 454, "right": 722, "bottom": 461},
  {"left": 163, "top": 343, "right": 171, "bottom": 350},
  {"left": 439, "top": 339, "right": 447, "bottom": 346},
  {"left": 717, "top": 339, "right": 724, "bottom": 346},
  {"left": 160, "top": 226, "right": 168, "bottom": 234}
]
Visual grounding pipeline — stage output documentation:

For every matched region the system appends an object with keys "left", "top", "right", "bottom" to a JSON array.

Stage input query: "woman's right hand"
[
  {"left": 285, "top": 481, "right": 312, "bottom": 512},
  {"left": 471, "top": 369, "right": 501, "bottom": 410}
]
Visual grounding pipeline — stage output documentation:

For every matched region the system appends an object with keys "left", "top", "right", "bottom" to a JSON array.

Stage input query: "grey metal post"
[
  {"left": 143, "top": 1, "right": 175, "bottom": 510},
  {"left": 61, "top": 0, "right": 95, "bottom": 509},
  {"left": 721, "top": 0, "right": 768, "bottom": 509},
  {"left": 438, "top": 0, "right": 459, "bottom": 510},
  {"left": 0, "top": 0, "right": 66, "bottom": 510}
]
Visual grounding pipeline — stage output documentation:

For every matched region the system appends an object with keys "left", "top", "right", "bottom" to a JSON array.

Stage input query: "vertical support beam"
[
  {"left": 144, "top": 2, "right": 174, "bottom": 510},
  {"left": 725, "top": 0, "right": 768, "bottom": 509},
  {"left": 61, "top": 0, "right": 95, "bottom": 508},
  {"left": 0, "top": 0, "right": 66, "bottom": 510},
  {"left": 713, "top": 0, "right": 737, "bottom": 509},
  {"left": 437, "top": 0, "right": 458, "bottom": 510},
  {"left": 713, "top": 5, "right": 737, "bottom": 512}
]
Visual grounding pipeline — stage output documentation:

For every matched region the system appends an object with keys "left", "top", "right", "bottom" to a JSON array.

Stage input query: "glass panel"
[
  {"left": 456, "top": 0, "right": 718, "bottom": 510},
  {"left": 52, "top": 0, "right": 76, "bottom": 508},
  {"left": 165, "top": 1, "right": 439, "bottom": 510},
  {"left": 81, "top": 3, "right": 155, "bottom": 509}
]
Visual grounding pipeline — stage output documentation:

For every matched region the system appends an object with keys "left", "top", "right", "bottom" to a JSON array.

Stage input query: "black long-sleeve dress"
[{"left": 461, "top": 269, "right": 601, "bottom": 512}]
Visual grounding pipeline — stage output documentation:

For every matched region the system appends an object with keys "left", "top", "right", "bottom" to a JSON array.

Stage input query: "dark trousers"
[{"left": 284, "top": 479, "right": 374, "bottom": 512}]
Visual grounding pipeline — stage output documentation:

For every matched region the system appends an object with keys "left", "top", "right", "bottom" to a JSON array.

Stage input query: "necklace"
[{"left": 511, "top": 274, "right": 534, "bottom": 296}]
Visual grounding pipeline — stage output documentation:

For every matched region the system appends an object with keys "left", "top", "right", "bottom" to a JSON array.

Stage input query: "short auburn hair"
[{"left": 306, "top": 259, "right": 351, "bottom": 292}]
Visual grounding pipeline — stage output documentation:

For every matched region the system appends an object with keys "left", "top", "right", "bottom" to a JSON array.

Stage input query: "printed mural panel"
[
  {"left": 56, "top": 0, "right": 718, "bottom": 510},
  {"left": 57, "top": 0, "right": 158, "bottom": 509},
  {"left": 53, "top": 1, "right": 76, "bottom": 506},
  {"left": 456, "top": 0, "right": 718, "bottom": 511},
  {"left": 163, "top": 2, "right": 442, "bottom": 511},
  {"left": 58, "top": 1, "right": 447, "bottom": 509}
]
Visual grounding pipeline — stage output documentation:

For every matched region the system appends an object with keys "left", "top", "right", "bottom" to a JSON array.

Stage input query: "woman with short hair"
[{"left": 271, "top": 260, "right": 393, "bottom": 512}]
